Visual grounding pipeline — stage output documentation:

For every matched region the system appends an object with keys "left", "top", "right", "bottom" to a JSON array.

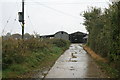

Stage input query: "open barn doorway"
[{"left": 69, "top": 31, "right": 87, "bottom": 43}]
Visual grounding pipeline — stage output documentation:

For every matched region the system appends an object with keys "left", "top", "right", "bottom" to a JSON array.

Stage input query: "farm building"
[
  {"left": 39, "top": 31, "right": 88, "bottom": 43},
  {"left": 69, "top": 31, "right": 87, "bottom": 43},
  {"left": 54, "top": 31, "right": 69, "bottom": 40},
  {"left": 40, "top": 31, "right": 69, "bottom": 40},
  {"left": 40, "top": 34, "right": 54, "bottom": 39}
]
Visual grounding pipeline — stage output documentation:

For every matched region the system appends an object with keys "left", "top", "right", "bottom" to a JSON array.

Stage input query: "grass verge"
[
  {"left": 2, "top": 38, "right": 70, "bottom": 78},
  {"left": 83, "top": 45, "right": 119, "bottom": 78}
]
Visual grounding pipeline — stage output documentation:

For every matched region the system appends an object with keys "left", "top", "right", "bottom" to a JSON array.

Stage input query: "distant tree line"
[
  {"left": 2, "top": 32, "right": 40, "bottom": 40},
  {"left": 83, "top": 1, "right": 120, "bottom": 75}
]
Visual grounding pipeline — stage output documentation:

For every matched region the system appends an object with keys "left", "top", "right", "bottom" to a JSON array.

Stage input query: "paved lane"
[{"left": 45, "top": 44, "right": 107, "bottom": 78}]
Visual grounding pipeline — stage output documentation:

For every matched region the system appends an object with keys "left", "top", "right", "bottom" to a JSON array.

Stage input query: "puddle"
[
  {"left": 68, "top": 58, "right": 77, "bottom": 62},
  {"left": 71, "top": 53, "right": 77, "bottom": 58},
  {"left": 69, "top": 66, "right": 75, "bottom": 70},
  {"left": 74, "top": 52, "right": 77, "bottom": 54},
  {"left": 71, "top": 60, "right": 77, "bottom": 62},
  {"left": 70, "top": 68, "right": 75, "bottom": 70}
]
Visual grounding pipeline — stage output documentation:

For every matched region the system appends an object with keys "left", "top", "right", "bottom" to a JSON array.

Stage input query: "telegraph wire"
[
  {"left": 26, "top": 9, "right": 35, "bottom": 30},
  {"left": 2, "top": 0, "right": 110, "bottom": 35},
  {"left": 25, "top": 0, "right": 109, "bottom": 19},
  {"left": 105, "top": 0, "right": 112, "bottom": 4},
  {"left": 2, "top": 14, "right": 18, "bottom": 35},
  {"left": 2, "top": 16, "right": 11, "bottom": 35},
  {"left": 26, "top": 1, "right": 82, "bottom": 20},
  {"left": 2, "top": 0, "right": 21, "bottom": 35},
  {"left": 15, "top": 0, "right": 20, "bottom": 12},
  {"left": 25, "top": 0, "right": 110, "bottom": 4}
]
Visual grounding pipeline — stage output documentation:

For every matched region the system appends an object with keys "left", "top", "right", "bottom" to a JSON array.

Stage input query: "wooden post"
[{"left": 22, "top": 0, "right": 24, "bottom": 39}]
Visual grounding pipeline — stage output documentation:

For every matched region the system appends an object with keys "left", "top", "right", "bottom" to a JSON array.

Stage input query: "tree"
[{"left": 83, "top": 1, "right": 120, "bottom": 77}]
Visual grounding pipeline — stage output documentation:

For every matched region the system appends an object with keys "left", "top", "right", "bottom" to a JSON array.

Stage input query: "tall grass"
[
  {"left": 2, "top": 38, "right": 70, "bottom": 78},
  {"left": 0, "top": 37, "right": 2, "bottom": 79}
]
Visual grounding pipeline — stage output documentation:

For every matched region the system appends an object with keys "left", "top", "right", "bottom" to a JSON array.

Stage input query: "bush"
[{"left": 52, "top": 39, "right": 70, "bottom": 48}]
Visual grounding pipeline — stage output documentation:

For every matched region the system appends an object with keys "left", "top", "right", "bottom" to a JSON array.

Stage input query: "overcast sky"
[{"left": 0, "top": 0, "right": 111, "bottom": 36}]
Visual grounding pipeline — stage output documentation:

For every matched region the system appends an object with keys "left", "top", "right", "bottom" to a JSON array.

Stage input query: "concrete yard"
[{"left": 45, "top": 44, "right": 107, "bottom": 78}]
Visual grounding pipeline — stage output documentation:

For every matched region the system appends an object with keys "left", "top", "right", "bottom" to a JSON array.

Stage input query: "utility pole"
[
  {"left": 18, "top": 0, "right": 25, "bottom": 39},
  {"left": 22, "top": 0, "right": 24, "bottom": 39}
]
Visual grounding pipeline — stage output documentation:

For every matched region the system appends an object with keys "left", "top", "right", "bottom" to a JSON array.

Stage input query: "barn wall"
[{"left": 54, "top": 32, "right": 69, "bottom": 40}]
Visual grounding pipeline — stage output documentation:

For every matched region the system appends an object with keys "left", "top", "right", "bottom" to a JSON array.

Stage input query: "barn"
[
  {"left": 40, "top": 34, "right": 54, "bottom": 39},
  {"left": 69, "top": 31, "right": 87, "bottom": 43},
  {"left": 39, "top": 31, "right": 87, "bottom": 43},
  {"left": 54, "top": 31, "right": 69, "bottom": 40}
]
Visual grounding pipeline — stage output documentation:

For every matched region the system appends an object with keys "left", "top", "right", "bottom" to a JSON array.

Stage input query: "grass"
[
  {"left": 96, "top": 61, "right": 119, "bottom": 78},
  {"left": 83, "top": 45, "right": 107, "bottom": 62},
  {"left": 83, "top": 45, "right": 119, "bottom": 78},
  {"left": 0, "top": 37, "right": 2, "bottom": 79},
  {"left": 2, "top": 38, "right": 70, "bottom": 78}
]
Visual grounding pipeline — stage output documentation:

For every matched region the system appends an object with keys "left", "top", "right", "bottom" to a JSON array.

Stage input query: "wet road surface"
[{"left": 45, "top": 44, "right": 107, "bottom": 78}]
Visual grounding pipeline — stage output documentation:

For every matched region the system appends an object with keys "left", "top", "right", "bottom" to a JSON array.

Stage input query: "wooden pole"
[{"left": 22, "top": 0, "right": 24, "bottom": 39}]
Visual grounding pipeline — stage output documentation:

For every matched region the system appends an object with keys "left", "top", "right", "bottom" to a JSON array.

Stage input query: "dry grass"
[{"left": 83, "top": 45, "right": 107, "bottom": 63}]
